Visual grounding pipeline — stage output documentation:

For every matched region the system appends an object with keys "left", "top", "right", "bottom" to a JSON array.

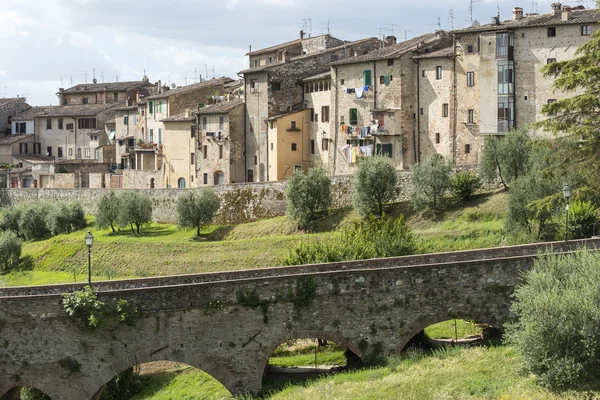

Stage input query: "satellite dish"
[
  {"left": 92, "top": 78, "right": 98, "bottom": 84},
  {"left": 472, "top": 20, "right": 481, "bottom": 27},
  {"left": 171, "top": 83, "right": 176, "bottom": 89}
]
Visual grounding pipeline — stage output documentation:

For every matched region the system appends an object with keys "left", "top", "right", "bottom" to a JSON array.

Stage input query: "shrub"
[
  {"left": 506, "top": 250, "right": 600, "bottom": 391},
  {"left": 568, "top": 200, "right": 599, "bottom": 239},
  {"left": 177, "top": 189, "right": 220, "bottom": 236},
  {"left": 46, "top": 203, "right": 72, "bottom": 236},
  {"left": 96, "top": 191, "right": 120, "bottom": 233},
  {"left": 450, "top": 171, "right": 481, "bottom": 202},
  {"left": 118, "top": 192, "right": 153, "bottom": 234},
  {"left": 352, "top": 157, "right": 397, "bottom": 217},
  {"left": 411, "top": 155, "right": 452, "bottom": 213},
  {"left": 286, "top": 166, "right": 331, "bottom": 227},
  {"left": 21, "top": 387, "right": 51, "bottom": 400},
  {"left": 19, "top": 203, "right": 50, "bottom": 241},
  {"left": 100, "top": 367, "right": 141, "bottom": 400},
  {"left": 0, "top": 206, "right": 22, "bottom": 236},
  {"left": 68, "top": 202, "right": 86, "bottom": 231},
  {"left": 0, "top": 231, "right": 22, "bottom": 272},
  {"left": 62, "top": 286, "right": 106, "bottom": 329}
]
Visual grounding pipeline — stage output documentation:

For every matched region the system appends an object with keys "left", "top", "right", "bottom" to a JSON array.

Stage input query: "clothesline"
[
  {"left": 340, "top": 119, "right": 381, "bottom": 137},
  {"left": 342, "top": 85, "right": 370, "bottom": 100},
  {"left": 339, "top": 144, "right": 374, "bottom": 164}
]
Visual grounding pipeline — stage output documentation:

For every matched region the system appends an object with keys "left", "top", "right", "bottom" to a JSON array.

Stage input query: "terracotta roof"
[
  {"left": 59, "top": 81, "right": 153, "bottom": 95},
  {"left": 14, "top": 154, "right": 54, "bottom": 164},
  {"left": 8, "top": 166, "right": 32, "bottom": 174},
  {"left": 266, "top": 108, "right": 308, "bottom": 121},
  {"left": 144, "top": 78, "right": 235, "bottom": 100},
  {"left": 225, "top": 80, "right": 244, "bottom": 92},
  {"left": 12, "top": 104, "right": 121, "bottom": 121},
  {"left": 302, "top": 72, "right": 331, "bottom": 82},
  {"left": 194, "top": 98, "right": 244, "bottom": 115},
  {"left": 0, "top": 134, "right": 31, "bottom": 145},
  {"left": 0, "top": 98, "right": 26, "bottom": 108},
  {"left": 246, "top": 38, "right": 302, "bottom": 56},
  {"left": 161, "top": 112, "right": 196, "bottom": 122},
  {"left": 452, "top": 7, "right": 600, "bottom": 34},
  {"left": 112, "top": 105, "right": 138, "bottom": 111},
  {"left": 414, "top": 46, "right": 454, "bottom": 59}
]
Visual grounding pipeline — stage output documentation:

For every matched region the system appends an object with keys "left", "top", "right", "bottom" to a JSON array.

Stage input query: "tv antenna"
[
  {"left": 212, "top": 65, "right": 215, "bottom": 79},
  {"left": 204, "top": 65, "right": 209, "bottom": 81},
  {"left": 449, "top": 9, "right": 455, "bottom": 30},
  {"left": 404, "top": 30, "right": 411, "bottom": 40},
  {"left": 469, "top": 0, "right": 483, "bottom": 24},
  {"left": 79, "top": 70, "right": 87, "bottom": 83},
  {"left": 302, "top": 17, "right": 312, "bottom": 37},
  {"left": 427, "top": 17, "right": 442, "bottom": 31}
]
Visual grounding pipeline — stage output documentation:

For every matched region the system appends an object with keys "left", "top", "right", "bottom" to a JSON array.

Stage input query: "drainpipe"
[
  {"left": 413, "top": 57, "right": 421, "bottom": 164},
  {"left": 373, "top": 61, "right": 377, "bottom": 111},
  {"left": 237, "top": 72, "right": 248, "bottom": 181},
  {"left": 265, "top": 118, "right": 269, "bottom": 181},
  {"left": 72, "top": 117, "right": 77, "bottom": 160},
  {"left": 332, "top": 66, "right": 339, "bottom": 176},
  {"left": 452, "top": 37, "right": 458, "bottom": 161}
]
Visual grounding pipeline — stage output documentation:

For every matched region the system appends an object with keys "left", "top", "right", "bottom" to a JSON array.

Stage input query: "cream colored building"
[
  {"left": 266, "top": 109, "right": 311, "bottom": 181},
  {"left": 161, "top": 111, "right": 197, "bottom": 188},
  {"left": 303, "top": 72, "right": 333, "bottom": 170}
]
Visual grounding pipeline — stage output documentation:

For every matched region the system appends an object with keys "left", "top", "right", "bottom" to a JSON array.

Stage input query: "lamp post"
[
  {"left": 563, "top": 184, "right": 572, "bottom": 242},
  {"left": 85, "top": 231, "right": 94, "bottom": 287}
]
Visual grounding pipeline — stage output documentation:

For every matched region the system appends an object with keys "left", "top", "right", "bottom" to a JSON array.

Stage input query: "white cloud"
[{"left": 0, "top": 71, "right": 7, "bottom": 78}]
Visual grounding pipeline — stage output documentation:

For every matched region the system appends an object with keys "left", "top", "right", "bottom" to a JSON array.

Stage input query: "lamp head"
[
  {"left": 563, "top": 184, "right": 572, "bottom": 200},
  {"left": 85, "top": 231, "right": 94, "bottom": 246}
]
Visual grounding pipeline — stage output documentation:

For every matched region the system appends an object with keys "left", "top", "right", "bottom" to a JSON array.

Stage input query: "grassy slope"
[{"left": 0, "top": 191, "right": 509, "bottom": 287}]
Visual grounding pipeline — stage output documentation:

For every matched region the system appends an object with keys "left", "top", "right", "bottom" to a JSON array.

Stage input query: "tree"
[
  {"left": 480, "top": 129, "right": 531, "bottom": 190},
  {"left": 118, "top": 192, "right": 153, "bottom": 234},
  {"left": 352, "top": 157, "right": 397, "bottom": 217},
  {"left": 450, "top": 171, "right": 481, "bottom": 202},
  {"left": 506, "top": 249, "right": 600, "bottom": 391},
  {"left": 0, "top": 230, "right": 22, "bottom": 271},
  {"left": 176, "top": 189, "right": 220, "bottom": 236},
  {"left": 19, "top": 203, "right": 50, "bottom": 241},
  {"left": 96, "top": 191, "right": 120, "bottom": 233},
  {"left": 0, "top": 206, "right": 22, "bottom": 236},
  {"left": 286, "top": 166, "right": 331, "bottom": 227},
  {"left": 411, "top": 155, "right": 452, "bottom": 213}
]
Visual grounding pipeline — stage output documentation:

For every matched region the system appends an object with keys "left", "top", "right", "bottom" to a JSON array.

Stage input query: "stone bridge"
[{"left": 0, "top": 239, "right": 597, "bottom": 399}]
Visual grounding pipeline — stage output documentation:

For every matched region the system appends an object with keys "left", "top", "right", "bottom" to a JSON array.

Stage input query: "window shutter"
[
  {"left": 148, "top": 102, "right": 153, "bottom": 114},
  {"left": 376, "top": 143, "right": 382, "bottom": 155},
  {"left": 363, "top": 70, "right": 371, "bottom": 86},
  {"left": 383, "top": 75, "right": 390, "bottom": 85},
  {"left": 349, "top": 108, "right": 358, "bottom": 125}
]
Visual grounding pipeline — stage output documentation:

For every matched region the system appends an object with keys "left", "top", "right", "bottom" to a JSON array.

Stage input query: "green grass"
[
  {"left": 424, "top": 319, "right": 482, "bottom": 340},
  {"left": 269, "top": 341, "right": 346, "bottom": 368},
  {"left": 131, "top": 368, "right": 233, "bottom": 400}
]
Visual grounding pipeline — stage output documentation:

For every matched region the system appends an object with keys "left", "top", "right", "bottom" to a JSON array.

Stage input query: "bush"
[
  {"left": 0, "top": 231, "right": 22, "bottom": 272},
  {"left": 506, "top": 250, "right": 600, "bottom": 391},
  {"left": 100, "top": 367, "right": 141, "bottom": 400},
  {"left": 68, "top": 202, "right": 86, "bottom": 231},
  {"left": 62, "top": 286, "right": 106, "bottom": 328},
  {"left": 411, "top": 155, "right": 452, "bottom": 213},
  {"left": 177, "top": 189, "right": 220, "bottom": 236},
  {"left": 286, "top": 166, "right": 331, "bottom": 227},
  {"left": 352, "top": 157, "right": 397, "bottom": 217},
  {"left": 118, "top": 192, "right": 153, "bottom": 234},
  {"left": 450, "top": 171, "right": 481, "bottom": 202},
  {"left": 19, "top": 203, "right": 51, "bottom": 241},
  {"left": 282, "top": 215, "right": 415, "bottom": 265},
  {"left": 21, "top": 388, "right": 51, "bottom": 400},
  {"left": 568, "top": 200, "right": 599, "bottom": 239},
  {"left": 96, "top": 191, "right": 120, "bottom": 233},
  {"left": 0, "top": 206, "right": 22, "bottom": 236},
  {"left": 46, "top": 203, "right": 72, "bottom": 236}
]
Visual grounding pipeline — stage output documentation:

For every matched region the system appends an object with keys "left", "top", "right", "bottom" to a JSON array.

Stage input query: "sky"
[{"left": 0, "top": 0, "right": 593, "bottom": 105}]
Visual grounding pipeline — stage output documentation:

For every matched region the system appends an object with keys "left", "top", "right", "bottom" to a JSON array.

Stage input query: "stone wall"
[{"left": 122, "top": 169, "right": 164, "bottom": 189}]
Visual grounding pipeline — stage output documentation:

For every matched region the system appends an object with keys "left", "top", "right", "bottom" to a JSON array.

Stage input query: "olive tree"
[
  {"left": 118, "top": 192, "right": 153, "bottom": 234},
  {"left": 286, "top": 166, "right": 331, "bottom": 227},
  {"left": 176, "top": 189, "right": 220, "bottom": 236},
  {"left": 96, "top": 191, "right": 121, "bottom": 233},
  {"left": 411, "top": 155, "right": 452, "bottom": 213},
  {"left": 480, "top": 129, "right": 531, "bottom": 190},
  {"left": 352, "top": 157, "right": 397, "bottom": 217},
  {"left": 0, "top": 230, "right": 22, "bottom": 272}
]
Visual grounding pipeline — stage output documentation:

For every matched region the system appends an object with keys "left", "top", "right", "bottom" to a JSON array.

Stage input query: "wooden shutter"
[
  {"left": 383, "top": 75, "right": 390, "bottom": 85},
  {"left": 349, "top": 108, "right": 358, "bottom": 125},
  {"left": 363, "top": 70, "right": 371, "bottom": 86}
]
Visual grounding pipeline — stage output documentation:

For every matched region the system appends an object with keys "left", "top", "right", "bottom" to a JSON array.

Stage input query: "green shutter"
[
  {"left": 383, "top": 143, "right": 393, "bottom": 158},
  {"left": 383, "top": 75, "right": 390, "bottom": 85},
  {"left": 363, "top": 70, "right": 372, "bottom": 86},
  {"left": 159, "top": 101, "right": 163, "bottom": 113},
  {"left": 376, "top": 143, "right": 382, "bottom": 155},
  {"left": 349, "top": 108, "right": 358, "bottom": 125},
  {"left": 148, "top": 102, "right": 153, "bottom": 114}
]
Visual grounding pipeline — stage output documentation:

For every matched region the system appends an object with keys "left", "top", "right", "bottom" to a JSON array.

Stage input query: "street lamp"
[
  {"left": 85, "top": 231, "right": 94, "bottom": 287},
  {"left": 563, "top": 184, "right": 572, "bottom": 242}
]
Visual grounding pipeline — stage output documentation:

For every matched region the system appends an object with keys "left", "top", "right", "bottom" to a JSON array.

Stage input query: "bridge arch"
[{"left": 1, "top": 385, "right": 53, "bottom": 400}]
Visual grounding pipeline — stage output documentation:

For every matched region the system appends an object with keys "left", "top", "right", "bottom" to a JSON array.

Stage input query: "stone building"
[
  {"left": 57, "top": 80, "right": 154, "bottom": 106},
  {"left": 196, "top": 98, "right": 245, "bottom": 186},
  {"left": 240, "top": 35, "right": 381, "bottom": 182},
  {"left": 161, "top": 111, "right": 197, "bottom": 188},
  {"left": 0, "top": 134, "right": 33, "bottom": 165},
  {"left": 0, "top": 97, "right": 31, "bottom": 135},
  {"left": 303, "top": 72, "right": 333, "bottom": 170},
  {"left": 266, "top": 108, "right": 311, "bottom": 181}
]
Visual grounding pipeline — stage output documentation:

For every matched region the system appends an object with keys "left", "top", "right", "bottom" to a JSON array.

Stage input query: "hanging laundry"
[
  {"left": 364, "top": 86, "right": 369, "bottom": 92},
  {"left": 343, "top": 88, "right": 355, "bottom": 94},
  {"left": 341, "top": 124, "right": 347, "bottom": 134},
  {"left": 355, "top": 87, "right": 365, "bottom": 100},
  {"left": 359, "top": 145, "right": 373, "bottom": 157},
  {"left": 352, "top": 146, "right": 359, "bottom": 163},
  {"left": 370, "top": 124, "right": 379, "bottom": 133}
]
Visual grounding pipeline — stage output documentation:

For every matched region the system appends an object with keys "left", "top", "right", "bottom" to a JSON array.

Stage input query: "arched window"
[
  {"left": 310, "top": 83, "right": 314, "bottom": 93},
  {"left": 214, "top": 171, "right": 225, "bottom": 185},
  {"left": 305, "top": 84, "right": 309, "bottom": 93},
  {"left": 178, "top": 178, "right": 186, "bottom": 188},
  {"left": 319, "top": 82, "right": 324, "bottom": 91}
]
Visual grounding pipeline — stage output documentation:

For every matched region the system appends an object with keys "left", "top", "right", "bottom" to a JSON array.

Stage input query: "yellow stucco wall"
[{"left": 268, "top": 109, "right": 311, "bottom": 181}]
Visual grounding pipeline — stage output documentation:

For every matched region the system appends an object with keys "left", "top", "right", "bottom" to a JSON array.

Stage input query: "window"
[
  {"left": 203, "top": 173, "right": 208, "bottom": 185},
  {"left": 219, "top": 117, "right": 224, "bottom": 130},
  {"left": 124, "top": 116, "right": 129, "bottom": 125},
  {"left": 158, "top": 128, "right": 162, "bottom": 145},
  {"left": 548, "top": 27, "right": 556, "bottom": 37},
  {"left": 191, "top": 153, "right": 195, "bottom": 165},
  {"left": 319, "top": 82, "right": 324, "bottom": 91},
  {"left": 468, "top": 109, "right": 475, "bottom": 124},
  {"left": 363, "top": 70, "right": 372, "bottom": 86},
  {"left": 497, "top": 60, "right": 515, "bottom": 95},
  {"left": 58, "top": 147, "right": 63, "bottom": 157},
  {"left": 305, "top": 84, "right": 310, "bottom": 94},
  {"left": 387, "top": 59, "right": 394, "bottom": 66},
  {"left": 254, "top": 155, "right": 257, "bottom": 165},
  {"left": 442, "top": 103, "right": 449, "bottom": 117},
  {"left": 46, "top": 147, "right": 52, "bottom": 156},
  {"left": 271, "top": 143, "right": 273, "bottom": 151},
  {"left": 377, "top": 143, "right": 393, "bottom": 158},
  {"left": 33, "top": 143, "right": 41, "bottom": 154},
  {"left": 314, "top": 113, "right": 318, "bottom": 122},
  {"left": 159, "top": 101, "right": 163, "bottom": 113},
  {"left": 78, "top": 119, "right": 96, "bottom": 129},
  {"left": 253, "top": 59, "right": 259, "bottom": 68},
  {"left": 465, "top": 144, "right": 471, "bottom": 154},
  {"left": 247, "top": 169, "right": 254, "bottom": 182},
  {"left": 420, "top": 108, "right": 424, "bottom": 116},
  {"left": 16, "top": 122, "right": 26, "bottom": 133},
  {"left": 68, "top": 148, "right": 73, "bottom": 156},
  {"left": 178, "top": 178, "right": 186, "bottom": 189},
  {"left": 310, "top": 108, "right": 315, "bottom": 122},
  {"left": 190, "top": 125, "right": 195, "bottom": 138},
  {"left": 46, "top": 119, "right": 52, "bottom": 129},
  {"left": 496, "top": 32, "right": 514, "bottom": 59},
  {"left": 380, "top": 76, "right": 390, "bottom": 85},
  {"left": 436, "top": 66, "right": 442, "bottom": 80},
  {"left": 435, "top": 133, "right": 440, "bottom": 144},
  {"left": 349, "top": 108, "right": 358, "bottom": 125},
  {"left": 77, "top": 148, "right": 82, "bottom": 158},
  {"left": 267, "top": 56, "right": 273, "bottom": 64},
  {"left": 582, "top": 25, "right": 591, "bottom": 36},
  {"left": 340, "top": 79, "right": 345, "bottom": 85},
  {"left": 422, "top": 70, "right": 426, "bottom": 77},
  {"left": 58, "top": 119, "right": 63, "bottom": 129},
  {"left": 82, "top": 98, "right": 88, "bottom": 104},
  {"left": 290, "top": 121, "right": 297, "bottom": 130},
  {"left": 467, "top": 71, "right": 475, "bottom": 87},
  {"left": 219, "top": 145, "right": 223, "bottom": 159},
  {"left": 66, "top": 123, "right": 73, "bottom": 130},
  {"left": 150, "top": 129, "right": 154, "bottom": 142},
  {"left": 148, "top": 101, "right": 153, "bottom": 114},
  {"left": 547, "top": 58, "right": 557, "bottom": 64},
  {"left": 271, "top": 81, "right": 281, "bottom": 91},
  {"left": 466, "top": 44, "right": 474, "bottom": 54},
  {"left": 321, "top": 106, "right": 330, "bottom": 122},
  {"left": 311, "top": 140, "right": 315, "bottom": 155},
  {"left": 322, "top": 139, "right": 329, "bottom": 151},
  {"left": 250, "top": 79, "right": 257, "bottom": 89},
  {"left": 19, "top": 143, "right": 27, "bottom": 154},
  {"left": 291, "top": 143, "right": 297, "bottom": 151},
  {"left": 113, "top": 92, "right": 118, "bottom": 102},
  {"left": 203, "top": 145, "right": 207, "bottom": 159},
  {"left": 202, "top": 117, "right": 207, "bottom": 130},
  {"left": 85, "top": 148, "right": 90, "bottom": 158}
]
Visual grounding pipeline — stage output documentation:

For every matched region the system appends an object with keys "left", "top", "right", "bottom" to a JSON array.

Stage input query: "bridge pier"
[{"left": 0, "top": 387, "right": 21, "bottom": 400}]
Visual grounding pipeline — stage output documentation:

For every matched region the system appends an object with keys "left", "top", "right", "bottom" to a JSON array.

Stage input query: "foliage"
[
  {"left": 568, "top": 200, "right": 599, "bottom": 239},
  {"left": 62, "top": 286, "right": 106, "bottom": 329},
  {"left": 506, "top": 250, "right": 600, "bottom": 391},
  {"left": 96, "top": 191, "right": 121, "bottom": 233},
  {"left": 20, "top": 388, "right": 51, "bottom": 400},
  {"left": 118, "top": 192, "right": 153, "bottom": 234},
  {"left": 19, "top": 203, "right": 51, "bottom": 241},
  {"left": 0, "top": 205, "right": 22, "bottom": 236},
  {"left": 352, "top": 156, "right": 397, "bottom": 217},
  {"left": 411, "top": 155, "right": 452, "bottom": 213},
  {"left": 286, "top": 166, "right": 331, "bottom": 227},
  {"left": 114, "top": 299, "right": 139, "bottom": 325},
  {"left": 282, "top": 215, "right": 415, "bottom": 266},
  {"left": 450, "top": 171, "right": 481, "bottom": 202},
  {"left": 0, "top": 231, "right": 22, "bottom": 272},
  {"left": 46, "top": 202, "right": 86, "bottom": 236},
  {"left": 480, "top": 130, "right": 531, "bottom": 190},
  {"left": 101, "top": 367, "right": 141, "bottom": 400},
  {"left": 176, "top": 189, "right": 220, "bottom": 236},
  {"left": 291, "top": 276, "right": 317, "bottom": 309}
]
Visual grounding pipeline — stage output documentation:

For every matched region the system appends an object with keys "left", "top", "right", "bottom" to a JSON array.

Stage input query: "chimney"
[
  {"left": 136, "top": 93, "right": 141, "bottom": 103},
  {"left": 300, "top": 30, "right": 304, "bottom": 40},
  {"left": 185, "top": 109, "right": 190, "bottom": 118},
  {"left": 551, "top": 3, "right": 562, "bottom": 15},
  {"left": 512, "top": 7, "right": 524, "bottom": 20},
  {"left": 158, "top": 80, "right": 162, "bottom": 94},
  {"left": 385, "top": 35, "right": 397, "bottom": 46},
  {"left": 562, "top": 5, "right": 572, "bottom": 21},
  {"left": 492, "top": 16, "right": 500, "bottom": 25},
  {"left": 59, "top": 88, "right": 64, "bottom": 92}
]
